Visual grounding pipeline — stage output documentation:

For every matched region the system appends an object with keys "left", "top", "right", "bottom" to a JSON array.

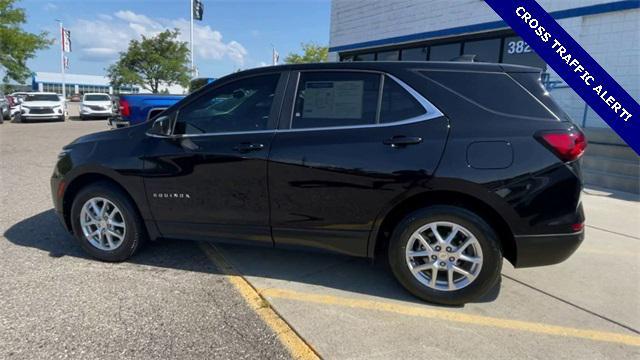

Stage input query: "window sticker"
[{"left": 302, "top": 81, "right": 364, "bottom": 119}]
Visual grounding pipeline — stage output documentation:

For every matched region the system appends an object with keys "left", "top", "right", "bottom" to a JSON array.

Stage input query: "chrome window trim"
[
  {"left": 284, "top": 72, "right": 443, "bottom": 133},
  {"left": 148, "top": 70, "right": 445, "bottom": 139}
]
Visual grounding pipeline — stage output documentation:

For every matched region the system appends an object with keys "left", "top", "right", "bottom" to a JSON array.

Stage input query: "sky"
[{"left": 17, "top": 0, "right": 330, "bottom": 80}]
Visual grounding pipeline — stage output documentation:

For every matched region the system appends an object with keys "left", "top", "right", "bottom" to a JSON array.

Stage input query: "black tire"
[
  {"left": 70, "top": 181, "right": 146, "bottom": 262},
  {"left": 388, "top": 205, "right": 502, "bottom": 305}
]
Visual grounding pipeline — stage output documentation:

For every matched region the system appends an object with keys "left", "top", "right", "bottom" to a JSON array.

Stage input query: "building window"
[
  {"left": 429, "top": 43, "right": 461, "bottom": 61},
  {"left": 353, "top": 53, "right": 375, "bottom": 61},
  {"left": 502, "top": 36, "right": 546, "bottom": 69},
  {"left": 377, "top": 50, "right": 399, "bottom": 61},
  {"left": 401, "top": 47, "right": 428, "bottom": 61},
  {"left": 463, "top": 38, "right": 501, "bottom": 63}
]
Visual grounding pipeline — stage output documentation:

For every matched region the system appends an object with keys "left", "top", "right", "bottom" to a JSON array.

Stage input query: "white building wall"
[{"left": 329, "top": 0, "right": 639, "bottom": 128}]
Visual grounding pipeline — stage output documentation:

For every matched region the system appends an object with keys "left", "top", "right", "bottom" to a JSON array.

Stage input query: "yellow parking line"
[
  {"left": 199, "top": 243, "right": 321, "bottom": 360},
  {"left": 261, "top": 288, "right": 640, "bottom": 347}
]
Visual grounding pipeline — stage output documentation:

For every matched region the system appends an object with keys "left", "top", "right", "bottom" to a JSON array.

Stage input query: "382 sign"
[{"left": 506, "top": 40, "right": 532, "bottom": 55}]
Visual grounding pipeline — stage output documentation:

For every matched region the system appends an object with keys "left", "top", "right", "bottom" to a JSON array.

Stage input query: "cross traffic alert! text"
[{"left": 516, "top": 6, "right": 633, "bottom": 123}]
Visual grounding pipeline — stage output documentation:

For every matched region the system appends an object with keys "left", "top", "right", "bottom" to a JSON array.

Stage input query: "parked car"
[
  {"left": 19, "top": 92, "right": 66, "bottom": 122},
  {"left": 0, "top": 92, "right": 8, "bottom": 122},
  {"left": 7, "top": 95, "right": 22, "bottom": 120},
  {"left": 80, "top": 93, "right": 114, "bottom": 120},
  {"left": 51, "top": 62, "right": 586, "bottom": 305},
  {"left": 108, "top": 93, "right": 185, "bottom": 128}
]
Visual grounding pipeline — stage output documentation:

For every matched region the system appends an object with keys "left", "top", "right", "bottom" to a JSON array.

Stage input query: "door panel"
[
  {"left": 142, "top": 72, "right": 287, "bottom": 245},
  {"left": 268, "top": 70, "right": 449, "bottom": 256}
]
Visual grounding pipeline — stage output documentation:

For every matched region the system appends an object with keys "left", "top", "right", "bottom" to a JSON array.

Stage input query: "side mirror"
[{"left": 148, "top": 115, "right": 173, "bottom": 137}]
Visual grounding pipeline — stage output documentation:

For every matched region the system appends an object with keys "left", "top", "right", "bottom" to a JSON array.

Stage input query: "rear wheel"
[
  {"left": 70, "top": 182, "right": 146, "bottom": 261},
  {"left": 388, "top": 205, "right": 502, "bottom": 305}
]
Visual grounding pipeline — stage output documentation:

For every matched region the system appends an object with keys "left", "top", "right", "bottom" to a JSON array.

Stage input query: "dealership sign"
[{"left": 484, "top": 0, "right": 639, "bottom": 155}]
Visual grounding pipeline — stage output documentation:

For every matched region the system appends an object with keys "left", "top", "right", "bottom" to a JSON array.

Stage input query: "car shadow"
[{"left": 4, "top": 209, "right": 501, "bottom": 307}]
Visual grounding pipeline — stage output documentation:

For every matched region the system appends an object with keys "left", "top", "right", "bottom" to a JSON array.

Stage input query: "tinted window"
[
  {"left": 292, "top": 72, "right": 380, "bottom": 129},
  {"left": 401, "top": 47, "right": 428, "bottom": 61},
  {"left": 420, "top": 70, "right": 553, "bottom": 118},
  {"left": 429, "top": 43, "right": 460, "bottom": 61},
  {"left": 84, "top": 94, "right": 111, "bottom": 101},
  {"left": 174, "top": 74, "right": 279, "bottom": 135},
  {"left": 25, "top": 94, "right": 59, "bottom": 101},
  {"left": 380, "top": 77, "right": 426, "bottom": 123},
  {"left": 377, "top": 50, "right": 399, "bottom": 61},
  {"left": 463, "top": 39, "right": 501, "bottom": 63}
]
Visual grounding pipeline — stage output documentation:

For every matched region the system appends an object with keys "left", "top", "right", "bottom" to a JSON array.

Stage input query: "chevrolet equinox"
[{"left": 51, "top": 62, "right": 586, "bottom": 305}]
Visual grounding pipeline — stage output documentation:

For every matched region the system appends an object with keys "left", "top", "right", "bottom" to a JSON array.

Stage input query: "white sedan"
[
  {"left": 19, "top": 92, "right": 66, "bottom": 122},
  {"left": 80, "top": 93, "right": 114, "bottom": 120}
]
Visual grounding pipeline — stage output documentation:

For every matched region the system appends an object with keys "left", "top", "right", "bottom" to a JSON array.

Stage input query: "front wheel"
[
  {"left": 70, "top": 182, "right": 146, "bottom": 261},
  {"left": 388, "top": 206, "right": 502, "bottom": 305}
]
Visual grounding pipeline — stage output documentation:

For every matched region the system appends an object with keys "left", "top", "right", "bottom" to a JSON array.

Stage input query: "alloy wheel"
[
  {"left": 79, "top": 197, "right": 127, "bottom": 251},
  {"left": 405, "top": 221, "right": 483, "bottom": 291}
]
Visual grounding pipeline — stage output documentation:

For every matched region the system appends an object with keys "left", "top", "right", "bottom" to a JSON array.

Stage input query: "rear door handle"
[
  {"left": 383, "top": 136, "right": 423, "bottom": 148},
  {"left": 233, "top": 142, "right": 265, "bottom": 153}
]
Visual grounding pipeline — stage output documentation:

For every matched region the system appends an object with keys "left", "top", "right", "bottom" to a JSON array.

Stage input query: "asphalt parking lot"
[{"left": 1, "top": 119, "right": 639, "bottom": 359}]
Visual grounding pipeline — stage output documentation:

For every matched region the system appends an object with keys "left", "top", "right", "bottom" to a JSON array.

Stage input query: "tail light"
[
  {"left": 536, "top": 128, "right": 587, "bottom": 162},
  {"left": 119, "top": 98, "right": 130, "bottom": 117}
]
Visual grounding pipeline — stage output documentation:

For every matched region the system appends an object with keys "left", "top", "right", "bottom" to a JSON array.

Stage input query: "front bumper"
[
  {"left": 21, "top": 113, "right": 64, "bottom": 121},
  {"left": 513, "top": 230, "right": 584, "bottom": 268},
  {"left": 80, "top": 109, "right": 113, "bottom": 118}
]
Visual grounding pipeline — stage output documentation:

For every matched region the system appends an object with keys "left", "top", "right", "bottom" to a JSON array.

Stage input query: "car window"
[
  {"left": 379, "top": 76, "right": 426, "bottom": 123},
  {"left": 174, "top": 74, "right": 280, "bottom": 135},
  {"left": 25, "top": 94, "right": 59, "bottom": 102},
  {"left": 84, "top": 95, "right": 111, "bottom": 101},
  {"left": 292, "top": 72, "right": 380, "bottom": 129}
]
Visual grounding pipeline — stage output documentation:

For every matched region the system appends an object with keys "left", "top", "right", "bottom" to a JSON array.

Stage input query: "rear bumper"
[{"left": 513, "top": 230, "right": 584, "bottom": 268}]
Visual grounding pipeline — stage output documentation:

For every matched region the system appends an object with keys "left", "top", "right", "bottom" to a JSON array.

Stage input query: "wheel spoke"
[
  {"left": 447, "top": 267, "right": 455, "bottom": 290},
  {"left": 430, "top": 267, "right": 438, "bottom": 287},
  {"left": 453, "top": 265, "right": 475, "bottom": 280},
  {"left": 444, "top": 225, "right": 459, "bottom": 245},
  {"left": 430, "top": 224, "right": 444, "bottom": 244},
  {"left": 457, "top": 236, "right": 478, "bottom": 253},
  {"left": 414, "top": 233, "right": 434, "bottom": 254},
  {"left": 89, "top": 200, "right": 101, "bottom": 219},
  {"left": 108, "top": 219, "right": 125, "bottom": 228},
  {"left": 408, "top": 250, "right": 430, "bottom": 258},
  {"left": 107, "top": 229, "right": 123, "bottom": 240},
  {"left": 105, "top": 232, "right": 115, "bottom": 248},
  {"left": 459, "top": 254, "right": 481, "bottom": 264},
  {"left": 411, "top": 263, "right": 431, "bottom": 274}
]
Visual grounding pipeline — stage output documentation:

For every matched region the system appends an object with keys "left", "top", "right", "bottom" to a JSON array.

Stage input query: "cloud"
[
  {"left": 44, "top": 3, "right": 57, "bottom": 11},
  {"left": 70, "top": 10, "right": 247, "bottom": 66}
]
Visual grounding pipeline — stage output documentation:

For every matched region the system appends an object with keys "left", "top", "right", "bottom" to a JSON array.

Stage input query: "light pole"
[{"left": 190, "top": 0, "right": 195, "bottom": 78}]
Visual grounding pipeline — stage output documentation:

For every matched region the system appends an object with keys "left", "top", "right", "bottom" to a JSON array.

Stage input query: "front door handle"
[
  {"left": 383, "top": 136, "right": 423, "bottom": 148},
  {"left": 233, "top": 142, "right": 265, "bottom": 153}
]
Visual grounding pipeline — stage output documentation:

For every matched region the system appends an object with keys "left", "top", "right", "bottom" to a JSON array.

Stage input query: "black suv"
[{"left": 51, "top": 62, "right": 586, "bottom": 304}]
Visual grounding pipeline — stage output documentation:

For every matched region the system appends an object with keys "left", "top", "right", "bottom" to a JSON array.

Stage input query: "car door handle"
[
  {"left": 233, "top": 142, "right": 265, "bottom": 153},
  {"left": 383, "top": 136, "right": 423, "bottom": 148}
]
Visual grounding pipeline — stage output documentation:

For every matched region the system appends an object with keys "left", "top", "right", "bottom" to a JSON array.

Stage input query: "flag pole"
[
  {"left": 190, "top": 0, "right": 194, "bottom": 78},
  {"left": 57, "top": 20, "right": 66, "bottom": 99}
]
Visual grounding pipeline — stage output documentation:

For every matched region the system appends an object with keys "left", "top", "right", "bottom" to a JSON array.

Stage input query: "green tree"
[
  {"left": 284, "top": 43, "right": 328, "bottom": 64},
  {"left": 107, "top": 29, "right": 190, "bottom": 94},
  {"left": 0, "top": 0, "right": 51, "bottom": 83}
]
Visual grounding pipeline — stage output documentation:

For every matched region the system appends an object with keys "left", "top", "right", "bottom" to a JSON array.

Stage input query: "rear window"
[
  {"left": 420, "top": 71, "right": 554, "bottom": 119},
  {"left": 292, "top": 72, "right": 380, "bottom": 129},
  {"left": 25, "top": 94, "right": 59, "bottom": 102},
  {"left": 84, "top": 95, "right": 111, "bottom": 101},
  {"left": 380, "top": 76, "right": 425, "bottom": 123}
]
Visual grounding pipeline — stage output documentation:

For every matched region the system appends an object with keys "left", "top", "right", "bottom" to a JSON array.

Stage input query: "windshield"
[
  {"left": 84, "top": 94, "right": 111, "bottom": 101},
  {"left": 25, "top": 94, "right": 60, "bottom": 102}
]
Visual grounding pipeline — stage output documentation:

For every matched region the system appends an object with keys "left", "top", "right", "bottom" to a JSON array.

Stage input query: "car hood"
[
  {"left": 22, "top": 101, "right": 61, "bottom": 107},
  {"left": 82, "top": 101, "right": 112, "bottom": 106},
  {"left": 66, "top": 123, "right": 147, "bottom": 148}
]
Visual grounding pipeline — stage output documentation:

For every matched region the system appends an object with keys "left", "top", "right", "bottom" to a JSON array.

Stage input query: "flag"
[
  {"left": 272, "top": 48, "right": 279, "bottom": 65},
  {"left": 63, "top": 56, "right": 70, "bottom": 69},
  {"left": 61, "top": 28, "right": 71, "bottom": 52},
  {"left": 193, "top": 0, "right": 204, "bottom": 21}
]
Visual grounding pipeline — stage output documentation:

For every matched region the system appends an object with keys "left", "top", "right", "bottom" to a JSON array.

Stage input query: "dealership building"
[
  {"left": 31, "top": 72, "right": 141, "bottom": 95},
  {"left": 329, "top": 0, "right": 639, "bottom": 193}
]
